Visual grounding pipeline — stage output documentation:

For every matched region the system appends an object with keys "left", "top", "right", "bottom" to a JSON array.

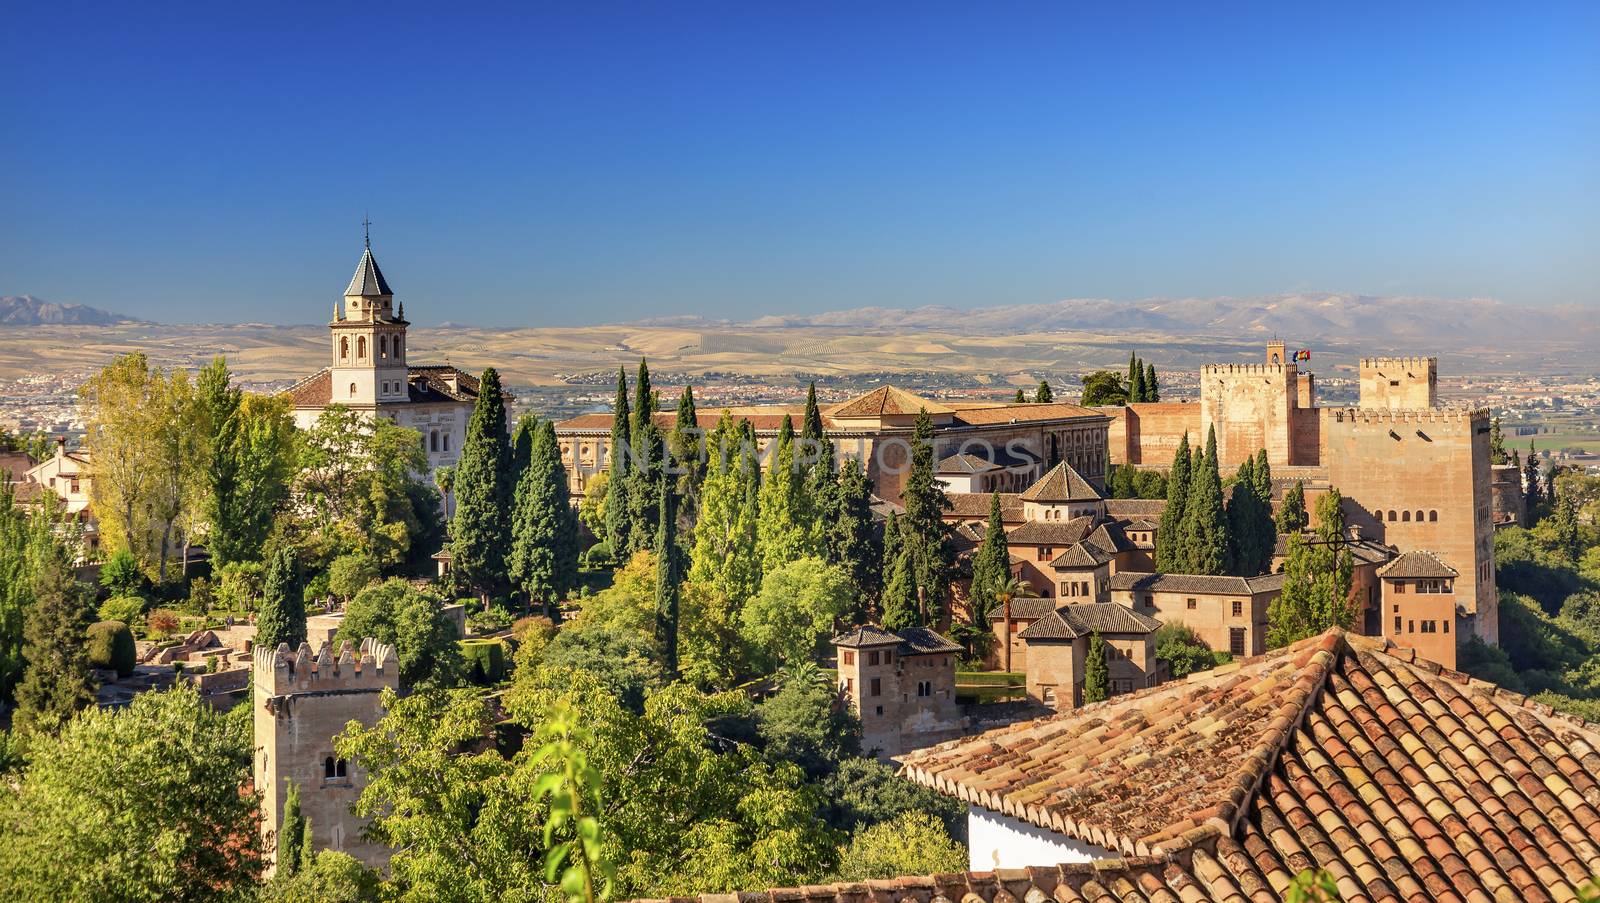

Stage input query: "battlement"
[
  {"left": 1360, "top": 356, "right": 1437, "bottom": 369},
  {"left": 1323, "top": 406, "right": 1486, "bottom": 428},
  {"left": 252, "top": 637, "right": 398, "bottom": 695},
  {"left": 1201, "top": 363, "right": 1296, "bottom": 377}
]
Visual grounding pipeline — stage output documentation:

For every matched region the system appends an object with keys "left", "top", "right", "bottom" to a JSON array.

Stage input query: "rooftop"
[
  {"left": 1378, "top": 549, "right": 1459, "bottom": 580},
  {"left": 345, "top": 246, "right": 393, "bottom": 297},
  {"left": 1018, "top": 461, "right": 1103, "bottom": 504},
  {"left": 1015, "top": 602, "right": 1162, "bottom": 639},
  {"left": 1108, "top": 571, "right": 1287, "bottom": 596}
]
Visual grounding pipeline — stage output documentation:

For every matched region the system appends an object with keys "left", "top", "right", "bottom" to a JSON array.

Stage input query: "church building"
[{"left": 285, "top": 240, "right": 482, "bottom": 494}]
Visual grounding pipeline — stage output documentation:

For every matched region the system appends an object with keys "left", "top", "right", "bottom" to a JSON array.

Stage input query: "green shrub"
[
  {"left": 468, "top": 605, "right": 512, "bottom": 635},
  {"left": 98, "top": 595, "right": 145, "bottom": 626},
  {"left": 183, "top": 577, "right": 214, "bottom": 615},
  {"left": 86, "top": 620, "right": 136, "bottom": 677},
  {"left": 99, "top": 549, "right": 146, "bottom": 598},
  {"left": 328, "top": 553, "right": 380, "bottom": 602},
  {"left": 582, "top": 542, "right": 614, "bottom": 569},
  {"left": 460, "top": 639, "right": 506, "bottom": 685}
]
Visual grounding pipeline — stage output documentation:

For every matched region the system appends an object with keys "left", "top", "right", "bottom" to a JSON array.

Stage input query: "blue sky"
[{"left": 2, "top": 2, "right": 1596, "bottom": 326}]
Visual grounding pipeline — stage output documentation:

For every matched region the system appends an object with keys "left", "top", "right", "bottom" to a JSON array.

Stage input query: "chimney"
[
  {"left": 55, "top": 436, "right": 65, "bottom": 460},
  {"left": 1349, "top": 524, "right": 1364, "bottom": 542}
]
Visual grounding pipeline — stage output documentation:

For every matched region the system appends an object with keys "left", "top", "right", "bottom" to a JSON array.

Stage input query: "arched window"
[
  {"left": 1429, "top": 510, "right": 1438, "bottom": 522},
  {"left": 1415, "top": 510, "right": 1425, "bottom": 523},
  {"left": 357, "top": 336, "right": 367, "bottom": 359},
  {"left": 335, "top": 759, "right": 348, "bottom": 779},
  {"left": 395, "top": 337, "right": 402, "bottom": 359},
  {"left": 430, "top": 431, "right": 439, "bottom": 452},
  {"left": 380, "top": 336, "right": 388, "bottom": 358},
  {"left": 1402, "top": 511, "right": 1411, "bottom": 522},
  {"left": 349, "top": 383, "right": 357, "bottom": 398},
  {"left": 340, "top": 336, "right": 349, "bottom": 359},
  {"left": 324, "top": 756, "right": 336, "bottom": 779},
  {"left": 443, "top": 434, "right": 451, "bottom": 452},
  {"left": 1387, "top": 510, "right": 1397, "bottom": 522}
]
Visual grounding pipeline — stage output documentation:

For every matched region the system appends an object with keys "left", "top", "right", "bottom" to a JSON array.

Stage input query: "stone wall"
[
  {"left": 1200, "top": 363, "right": 1297, "bottom": 470},
  {"left": 1118, "top": 588, "right": 1273, "bottom": 657},
  {"left": 1359, "top": 357, "right": 1437, "bottom": 410},
  {"left": 1105, "top": 403, "right": 1201, "bottom": 467}
]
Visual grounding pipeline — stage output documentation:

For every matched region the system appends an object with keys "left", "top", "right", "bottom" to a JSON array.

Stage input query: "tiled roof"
[
  {"left": 1005, "top": 516, "right": 1097, "bottom": 546},
  {"left": 1108, "top": 571, "right": 1285, "bottom": 596},
  {"left": 987, "top": 597, "right": 1058, "bottom": 621},
  {"left": 1049, "top": 541, "right": 1112, "bottom": 569},
  {"left": 943, "top": 493, "right": 1024, "bottom": 521},
  {"left": 1018, "top": 462, "right": 1103, "bottom": 503},
  {"left": 949, "top": 402, "right": 1107, "bottom": 426},
  {"left": 285, "top": 369, "right": 332, "bottom": 406},
  {"left": 0, "top": 451, "right": 36, "bottom": 482},
  {"left": 936, "top": 445, "right": 1038, "bottom": 475},
  {"left": 1016, "top": 602, "right": 1161, "bottom": 639},
  {"left": 829, "top": 386, "right": 952, "bottom": 418},
  {"left": 284, "top": 366, "right": 481, "bottom": 408},
  {"left": 345, "top": 247, "right": 393, "bottom": 297},
  {"left": 1378, "top": 549, "right": 1459, "bottom": 579},
  {"left": 892, "top": 629, "right": 1600, "bottom": 901},
  {"left": 1104, "top": 498, "right": 1166, "bottom": 519},
  {"left": 832, "top": 626, "right": 961, "bottom": 655}
]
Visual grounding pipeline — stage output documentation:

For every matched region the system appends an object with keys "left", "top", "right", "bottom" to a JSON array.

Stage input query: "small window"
[
  {"left": 1394, "top": 581, "right": 1406, "bottom": 594},
  {"left": 1387, "top": 510, "right": 1397, "bottom": 522},
  {"left": 380, "top": 336, "right": 388, "bottom": 358},
  {"left": 335, "top": 759, "right": 347, "bottom": 778},
  {"left": 430, "top": 431, "right": 439, "bottom": 452},
  {"left": 874, "top": 705, "right": 883, "bottom": 716},
  {"left": 1402, "top": 511, "right": 1411, "bottom": 522},
  {"left": 1394, "top": 616, "right": 1402, "bottom": 633},
  {"left": 1429, "top": 510, "right": 1437, "bottom": 522},
  {"left": 1415, "top": 510, "right": 1424, "bottom": 523},
  {"left": 869, "top": 677, "right": 881, "bottom": 697},
  {"left": 884, "top": 652, "right": 892, "bottom": 665},
  {"left": 1186, "top": 598, "right": 1197, "bottom": 610},
  {"left": 867, "top": 651, "right": 880, "bottom": 666},
  {"left": 341, "top": 336, "right": 349, "bottom": 358},
  {"left": 1042, "top": 687, "right": 1057, "bottom": 705},
  {"left": 1420, "top": 621, "right": 1436, "bottom": 634},
  {"left": 1229, "top": 628, "right": 1246, "bottom": 656},
  {"left": 1443, "top": 621, "right": 1450, "bottom": 634},
  {"left": 443, "top": 435, "right": 451, "bottom": 452},
  {"left": 357, "top": 336, "right": 367, "bottom": 358},
  {"left": 1231, "top": 600, "right": 1243, "bottom": 617},
  {"left": 1408, "top": 620, "right": 1415, "bottom": 634},
  {"left": 349, "top": 383, "right": 357, "bottom": 398},
  {"left": 842, "top": 651, "right": 855, "bottom": 666},
  {"left": 324, "top": 756, "right": 336, "bottom": 779}
]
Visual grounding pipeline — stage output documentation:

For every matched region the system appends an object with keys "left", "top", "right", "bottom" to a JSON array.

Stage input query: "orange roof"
[
  {"left": 950, "top": 401, "right": 1105, "bottom": 425},
  {"left": 828, "top": 385, "right": 953, "bottom": 418}
]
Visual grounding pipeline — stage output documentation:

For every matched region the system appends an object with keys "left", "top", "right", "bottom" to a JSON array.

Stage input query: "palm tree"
[
  {"left": 994, "top": 573, "right": 1037, "bottom": 672},
  {"left": 776, "top": 660, "right": 832, "bottom": 692}
]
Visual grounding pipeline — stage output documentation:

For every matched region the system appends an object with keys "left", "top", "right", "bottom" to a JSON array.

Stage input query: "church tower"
[{"left": 330, "top": 237, "right": 410, "bottom": 407}]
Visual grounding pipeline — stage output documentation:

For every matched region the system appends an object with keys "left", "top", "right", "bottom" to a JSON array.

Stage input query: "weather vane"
[{"left": 363, "top": 214, "right": 372, "bottom": 249}]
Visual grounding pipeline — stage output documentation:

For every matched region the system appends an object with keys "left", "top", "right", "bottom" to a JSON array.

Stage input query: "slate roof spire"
[{"left": 345, "top": 245, "right": 393, "bottom": 298}]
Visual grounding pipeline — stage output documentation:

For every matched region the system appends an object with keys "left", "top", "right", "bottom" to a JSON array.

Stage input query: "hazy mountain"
[{"left": 0, "top": 295, "right": 143, "bottom": 326}]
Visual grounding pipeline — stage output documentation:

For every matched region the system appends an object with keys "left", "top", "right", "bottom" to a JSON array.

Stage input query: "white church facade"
[{"left": 285, "top": 241, "right": 481, "bottom": 488}]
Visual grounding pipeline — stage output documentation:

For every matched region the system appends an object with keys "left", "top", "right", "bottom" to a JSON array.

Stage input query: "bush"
[
  {"left": 327, "top": 553, "right": 379, "bottom": 602},
  {"left": 468, "top": 605, "right": 512, "bottom": 635},
  {"left": 460, "top": 639, "right": 506, "bottom": 685},
  {"left": 1155, "top": 622, "right": 1223, "bottom": 679},
  {"left": 582, "top": 542, "right": 614, "bottom": 569},
  {"left": 147, "top": 608, "right": 182, "bottom": 638},
  {"left": 183, "top": 577, "right": 214, "bottom": 616},
  {"left": 86, "top": 620, "right": 136, "bottom": 677},
  {"left": 99, "top": 549, "right": 146, "bottom": 598},
  {"left": 98, "top": 595, "right": 146, "bottom": 626},
  {"left": 510, "top": 616, "right": 556, "bottom": 675}
]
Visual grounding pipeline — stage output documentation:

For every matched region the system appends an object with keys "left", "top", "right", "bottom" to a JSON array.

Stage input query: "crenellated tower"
[{"left": 1359, "top": 356, "right": 1437, "bottom": 410}]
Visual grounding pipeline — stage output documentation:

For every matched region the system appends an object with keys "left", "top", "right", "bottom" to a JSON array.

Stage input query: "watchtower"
[
  {"left": 1359, "top": 356, "right": 1437, "bottom": 410},
  {"left": 252, "top": 637, "right": 397, "bottom": 874}
]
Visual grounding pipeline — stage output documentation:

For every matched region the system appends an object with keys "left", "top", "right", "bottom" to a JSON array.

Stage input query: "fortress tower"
[
  {"left": 253, "top": 638, "right": 398, "bottom": 874},
  {"left": 1359, "top": 356, "right": 1437, "bottom": 410}
]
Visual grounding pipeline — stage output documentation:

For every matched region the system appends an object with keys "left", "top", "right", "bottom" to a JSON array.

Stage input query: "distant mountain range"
[{"left": 0, "top": 295, "right": 141, "bottom": 326}]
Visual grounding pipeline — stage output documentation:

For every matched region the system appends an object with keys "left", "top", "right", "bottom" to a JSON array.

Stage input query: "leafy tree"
[
  {"left": 1079, "top": 370, "right": 1128, "bottom": 406},
  {"left": 339, "top": 578, "right": 466, "bottom": 689},
  {"left": 0, "top": 685, "right": 263, "bottom": 900},
  {"left": 511, "top": 420, "right": 581, "bottom": 618},
  {"left": 578, "top": 469, "right": 610, "bottom": 545},
  {"left": 1034, "top": 380, "right": 1053, "bottom": 403},
  {"left": 1013, "top": 388, "right": 1027, "bottom": 403},
  {"left": 278, "top": 779, "right": 307, "bottom": 878},
  {"left": 1155, "top": 433, "right": 1191, "bottom": 571},
  {"left": 1107, "top": 463, "right": 1136, "bottom": 498},
  {"left": 541, "top": 620, "right": 666, "bottom": 713},
  {"left": 654, "top": 487, "right": 682, "bottom": 675},
  {"left": 326, "top": 552, "right": 379, "bottom": 603},
  {"left": 451, "top": 368, "right": 513, "bottom": 597},
  {"left": 740, "top": 557, "right": 853, "bottom": 671},
  {"left": 689, "top": 414, "right": 763, "bottom": 608},
  {"left": 1267, "top": 490, "right": 1355, "bottom": 647},
  {"left": 531, "top": 701, "right": 618, "bottom": 903},
  {"left": 1083, "top": 631, "right": 1109, "bottom": 703},
  {"left": 757, "top": 415, "right": 818, "bottom": 573},
  {"left": 1276, "top": 479, "right": 1308, "bottom": 535},
  {"left": 1155, "top": 622, "right": 1224, "bottom": 676},
  {"left": 1177, "top": 426, "right": 1228, "bottom": 575},
  {"left": 1144, "top": 362, "right": 1160, "bottom": 402},
  {"left": 256, "top": 546, "right": 306, "bottom": 651},
  {"left": 1132, "top": 468, "right": 1167, "bottom": 499},
  {"left": 0, "top": 485, "right": 57, "bottom": 705},
  {"left": 99, "top": 548, "right": 146, "bottom": 599},
  {"left": 294, "top": 405, "right": 437, "bottom": 567},
  {"left": 12, "top": 539, "right": 94, "bottom": 735},
  {"left": 1489, "top": 416, "right": 1507, "bottom": 465},
  {"left": 96, "top": 594, "right": 143, "bottom": 628},
  {"left": 966, "top": 492, "right": 1010, "bottom": 647},
  {"left": 261, "top": 851, "right": 381, "bottom": 903},
  {"left": 756, "top": 674, "right": 861, "bottom": 780},
  {"left": 836, "top": 811, "right": 967, "bottom": 881},
  {"left": 827, "top": 458, "right": 881, "bottom": 620},
  {"left": 820, "top": 756, "right": 964, "bottom": 839},
  {"left": 604, "top": 367, "right": 633, "bottom": 550}
]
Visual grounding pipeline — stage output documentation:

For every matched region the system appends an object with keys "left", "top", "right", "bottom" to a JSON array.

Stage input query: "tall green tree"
[
  {"left": 1013, "top": 388, "right": 1027, "bottom": 403},
  {"left": 12, "top": 539, "right": 94, "bottom": 735},
  {"left": 510, "top": 420, "right": 580, "bottom": 619},
  {"left": 1154, "top": 433, "right": 1192, "bottom": 572},
  {"left": 1267, "top": 490, "right": 1355, "bottom": 647},
  {"left": 206, "top": 394, "right": 295, "bottom": 567},
  {"left": 688, "top": 413, "right": 763, "bottom": 611},
  {"left": 604, "top": 367, "right": 633, "bottom": 552},
  {"left": 740, "top": 557, "right": 852, "bottom": 671},
  {"left": 670, "top": 385, "right": 704, "bottom": 526},
  {"left": 1083, "top": 632, "right": 1109, "bottom": 704},
  {"left": 827, "top": 459, "right": 881, "bottom": 621},
  {"left": 1550, "top": 493, "right": 1581, "bottom": 564},
  {"left": 1276, "top": 480, "right": 1308, "bottom": 535},
  {"left": 451, "top": 368, "right": 512, "bottom": 598},
  {"left": 1034, "top": 380, "right": 1053, "bottom": 403},
  {"left": 1225, "top": 452, "right": 1275, "bottom": 577},
  {"left": 1525, "top": 441, "right": 1543, "bottom": 519},
  {"left": 1489, "top": 416, "right": 1507, "bottom": 465},
  {"left": 278, "top": 779, "right": 308, "bottom": 878},
  {"left": 1144, "top": 362, "right": 1159, "bottom": 402},
  {"left": 256, "top": 545, "right": 306, "bottom": 652},
  {"left": 0, "top": 485, "right": 54, "bottom": 707},
  {"left": 967, "top": 493, "right": 1010, "bottom": 624},
  {"left": 654, "top": 487, "right": 682, "bottom": 676},
  {"left": 1079, "top": 371, "right": 1128, "bottom": 406},
  {"left": 1177, "top": 426, "right": 1228, "bottom": 575},
  {"left": 800, "top": 383, "right": 836, "bottom": 546},
  {"left": 1128, "top": 353, "right": 1146, "bottom": 403},
  {"left": 880, "top": 411, "right": 949, "bottom": 627},
  {"left": 626, "top": 359, "right": 664, "bottom": 556},
  {"left": 757, "top": 415, "right": 817, "bottom": 573},
  {"left": 339, "top": 579, "right": 466, "bottom": 689},
  {"left": 510, "top": 413, "right": 537, "bottom": 480}
]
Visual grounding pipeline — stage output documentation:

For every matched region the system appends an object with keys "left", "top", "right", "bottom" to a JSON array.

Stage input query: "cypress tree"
[
  {"left": 756, "top": 415, "right": 816, "bottom": 572},
  {"left": 1269, "top": 491, "right": 1354, "bottom": 647},
  {"left": 1524, "top": 441, "right": 1543, "bottom": 518},
  {"left": 1129, "top": 354, "right": 1146, "bottom": 403},
  {"left": 1013, "top": 388, "right": 1027, "bottom": 403},
  {"left": 880, "top": 532, "right": 918, "bottom": 631},
  {"left": 1552, "top": 493, "right": 1581, "bottom": 564},
  {"left": 892, "top": 410, "right": 952, "bottom": 622},
  {"left": 1276, "top": 480, "right": 1308, "bottom": 535},
  {"left": 510, "top": 420, "right": 580, "bottom": 619},
  {"left": 604, "top": 367, "right": 632, "bottom": 554},
  {"left": 627, "top": 359, "right": 663, "bottom": 555},
  {"left": 669, "top": 385, "right": 704, "bottom": 525},
  {"left": 278, "top": 780, "right": 306, "bottom": 877},
  {"left": 1252, "top": 449, "right": 1276, "bottom": 573},
  {"left": 654, "top": 485, "right": 681, "bottom": 676},
  {"left": 800, "top": 382, "right": 837, "bottom": 544},
  {"left": 1177, "top": 426, "right": 1228, "bottom": 575},
  {"left": 1144, "top": 363, "right": 1159, "bottom": 402},
  {"left": 13, "top": 540, "right": 94, "bottom": 735},
  {"left": 1154, "top": 433, "right": 1191, "bottom": 572},
  {"left": 451, "top": 367, "right": 512, "bottom": 597},
  {"left": 1083, "top": 632, "right": 1109, "bottom": 704},
  {"left": 1108, "top": 463, "right": 1136, "bottom": 499},
  {"left": 829, "top": 458, "right": 881, "bottom": 621},
  {"left": 1489, "top": 417, "right": 1507, "bottom": 465},
  {"left": 968, "top": 493, "right": 1010, "bottom": 624},
  {"left": 510, "top": 413, "right": 537, "bottom": 480},
  {"left": 1034, "top": 381, "right": 1053, "bottom": 403},
  {"left": 255, "top": 545, "right": 305, "bottom": 651}
]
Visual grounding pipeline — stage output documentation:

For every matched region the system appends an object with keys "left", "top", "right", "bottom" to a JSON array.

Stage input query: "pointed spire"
[{"left": 345, "top": 246, "right": 393, "bottom": 298}]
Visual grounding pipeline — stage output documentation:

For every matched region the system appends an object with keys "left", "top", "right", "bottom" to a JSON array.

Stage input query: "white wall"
[{"left": 967, "top": 804, "right": 1119, "bottom": 871}]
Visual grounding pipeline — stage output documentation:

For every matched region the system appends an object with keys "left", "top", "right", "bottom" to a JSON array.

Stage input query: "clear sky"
[{"left": 3, "top": 2, "right": 1596, "bottom": 326}]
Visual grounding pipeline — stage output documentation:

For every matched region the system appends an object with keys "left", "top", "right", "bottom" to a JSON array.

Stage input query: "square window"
[
  {"left": 1187, "top": 598, "right": 1197, "bottom": 610},
  {"left": 870, "top": 677, "right": 881, "bottom": 697},
  {"left": 1231, "top": 600, "right": 1243, "bottom": 617}
]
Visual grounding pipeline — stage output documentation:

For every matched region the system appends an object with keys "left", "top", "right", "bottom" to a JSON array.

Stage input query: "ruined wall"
[
  {"left": 1104, "top": 403, "right": 1202, "bottom": 467},
  {"left": 1200, "top": 364, "right": 1297, "bottom": 470},
  {"left": 253, "top": 640, "right": 397, "bottom": 874},
  {"left": 1318, "top": 408, "right": 1497, "bottom": 643},
  {"left": 1360, "top": 357, "right": 1437, "bottom": 410}
]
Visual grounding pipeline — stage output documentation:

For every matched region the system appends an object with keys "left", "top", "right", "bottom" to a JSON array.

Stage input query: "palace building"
[{"left": 284, "top": 241, "right": 482, "bottom": 493}]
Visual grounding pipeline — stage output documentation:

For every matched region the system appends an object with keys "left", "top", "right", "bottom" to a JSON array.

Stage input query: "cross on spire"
[{"left": 363, "top": 214, "right": 372, "bottom": 249}]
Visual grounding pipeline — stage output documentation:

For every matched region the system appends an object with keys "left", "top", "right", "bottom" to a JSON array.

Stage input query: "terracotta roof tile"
[
  {"left": 829, "top": 386, "right": 952, "bottom": 417},
  {"left": 1018, "top": 462, "right": 1104, "bottom": 503},
  {"left": 1006, "top": 516, "right": 1098, "bottom": 546},
  {"left": 1377, "top": 550, "right": 1459, "bottom": 579},
  {"left": 1016, "top": 602, "right": 1162, "bottom": 640},
  {"left": 944, "top": 493, "right": 1025, "bottom": 522}
]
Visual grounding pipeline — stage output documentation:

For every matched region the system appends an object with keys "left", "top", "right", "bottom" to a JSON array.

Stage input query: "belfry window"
[
  {"left": 349, "top": 383, "right": 357, "bottom": 398},
  {"left": 358, "top": 337, "right": 367, "bottom": 359},
  {"left": 380, "top": 336, "right": 388, "bottom": 358},
  {"left": 340, "top": 336, "right": 349, "bottom": 359},
  {"left": 430, "top": 431, "right": 439, "bottom": 452}
]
